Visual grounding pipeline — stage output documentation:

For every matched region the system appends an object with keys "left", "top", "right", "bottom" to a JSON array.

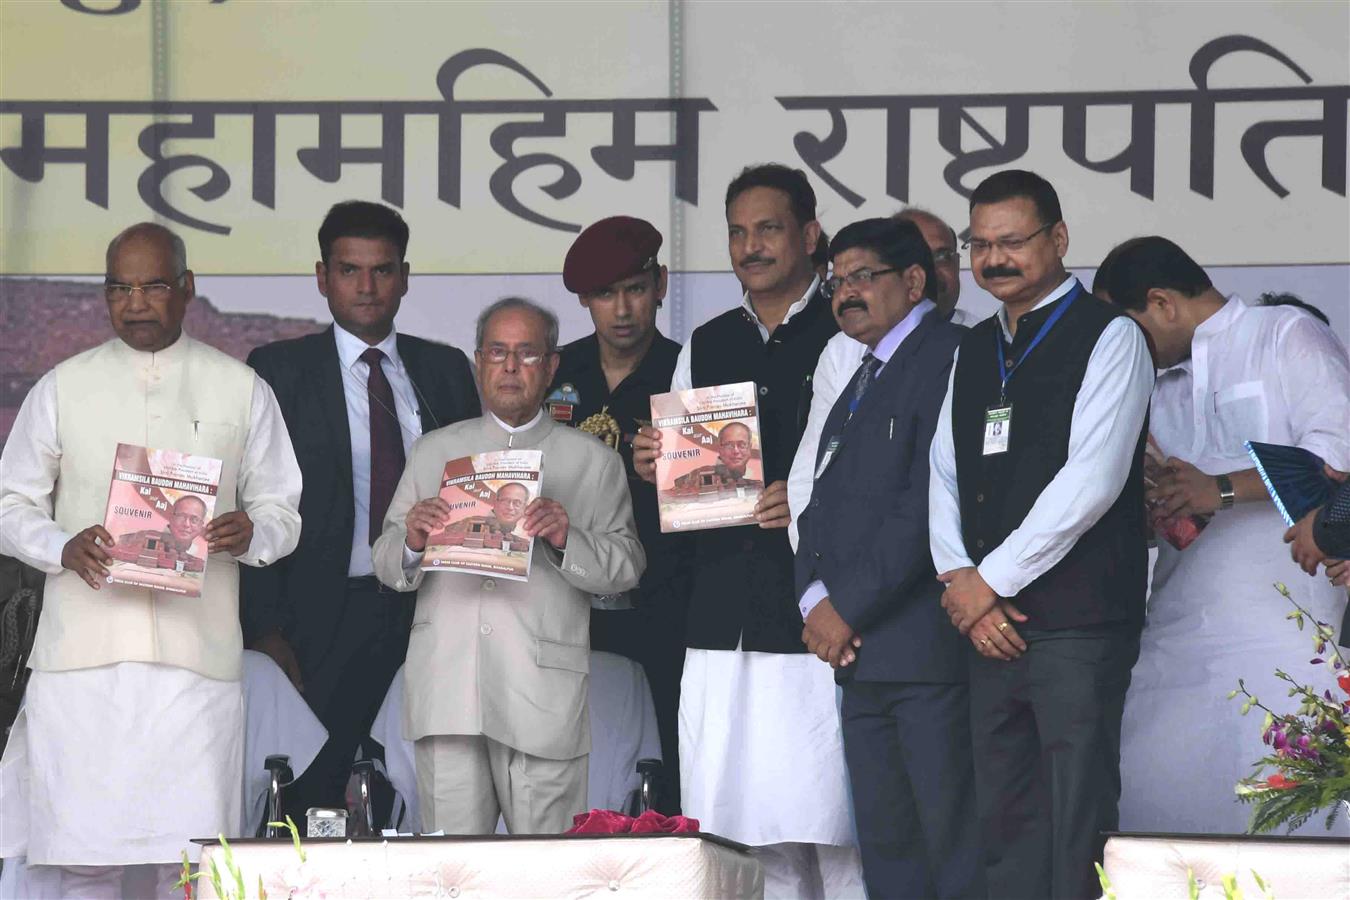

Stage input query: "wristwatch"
[{"left": 1216, "top": 473, "right": 1236, "bottom": 510}]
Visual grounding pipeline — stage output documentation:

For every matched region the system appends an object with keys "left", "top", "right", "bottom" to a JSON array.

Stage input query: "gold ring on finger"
[
  {"left": 979, "top": 638, "right": 991, "bottom": 647},
  {"left": 997, "top": 621, "right": 1010, "bottom": 632}
]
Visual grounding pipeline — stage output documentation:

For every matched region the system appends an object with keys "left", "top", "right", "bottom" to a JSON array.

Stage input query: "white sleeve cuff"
[
  {"left": 402, "top": 543, "right": 424, "bottom": 575},
  {"left": 799, "top": 580, "right": 829, "bottom": 620}
]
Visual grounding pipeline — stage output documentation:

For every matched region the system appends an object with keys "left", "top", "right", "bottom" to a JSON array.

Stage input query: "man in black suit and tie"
[
  {"left": 795, "top": 218, "right": 980, "bottom": 899},
  {"left": 241, "top": 201, "right": 480, "bottom": 819}
]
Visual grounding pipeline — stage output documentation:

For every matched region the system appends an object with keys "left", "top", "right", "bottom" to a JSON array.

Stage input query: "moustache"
[
  {"left": 981, "top": 266, "right": 1022, "bottom": 280},
  {"left": 739, "top": 255, "right": 774, "bottom": 268},
  {"left": 836, "top": 299, "right": 868, "bottom": 314}
]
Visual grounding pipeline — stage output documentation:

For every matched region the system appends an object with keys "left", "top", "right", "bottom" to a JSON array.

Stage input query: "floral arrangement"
[
  {"left": 176, "top": 816, "right": 312, "bottom": 900},
  {"left": 1231, "top": 583, "right": 1350, "bottom": 834},
  {"left": 1096, "top": 863, "right": 1274, "bottom": 900}
]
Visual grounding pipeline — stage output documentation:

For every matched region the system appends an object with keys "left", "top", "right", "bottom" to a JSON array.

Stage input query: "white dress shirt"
[
  {"left": 333, "top": 324, "right": 424, "bottom": 576},
  {"left": 0, "top": 371, "right": 299, "bottom": 572},
  {"left": 927, "top": 276, "right": 1155, "bottom": 599},
  {"left": 797, "top": 300, "right": 937, "bottom": 618},
  {"left": 671, "top": 276, "right": 821, "bottom": 392}
]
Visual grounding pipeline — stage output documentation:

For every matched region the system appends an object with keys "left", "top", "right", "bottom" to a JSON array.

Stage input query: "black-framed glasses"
[
  {"left": 480, "top": 346, "right": 552, "bottom": 367},
  {"left": 962, "top": 222, "right": 1056, "bottom": 255},
  {"left": 823, "top": 266, "right": 899, "bottom": 298},
  {"left": 932, "top": 248, "right": 961, "bottom": 265},
  {"left": 104, "top": 273, "right": 185, "bottom": 302}
]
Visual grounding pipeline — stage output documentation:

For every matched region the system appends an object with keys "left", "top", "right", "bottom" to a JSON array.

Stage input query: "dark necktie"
[
  {"left": 360, "top": 347, "right": 405, "bottom": 544},
  {"left": 847, "top": 352, "right": 878, "bottom": 418}
]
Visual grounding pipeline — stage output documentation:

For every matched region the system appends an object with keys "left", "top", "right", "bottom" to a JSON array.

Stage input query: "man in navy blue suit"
[{"left": 794, "top": 217, "right": 980, "bottom": 899}]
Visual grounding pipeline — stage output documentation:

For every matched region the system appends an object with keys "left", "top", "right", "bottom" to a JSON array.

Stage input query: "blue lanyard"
[{"left": 994, "top": 285, "right": 1080, "bottom": 402}]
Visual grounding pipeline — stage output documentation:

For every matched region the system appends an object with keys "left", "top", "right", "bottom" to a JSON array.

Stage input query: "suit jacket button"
[
  {"left": 758, "top": 385, "right": 769, "bottom": 397},
  {"left": 483, "top": 578, "right": 496, "bottom": 591},
  {"left": 813, "top": 551, "right": 821, "bottom": 560},
  {"left": 811, "top": 498, "right": 819, "bottom": 508},
  {"left": 976, "top": 493, "right": 984, "bottom": 503},
  {"left": 976, "top": 539, "right": 986, "bottom": 549},
  {"left": 480, "top": 623, "right": 492, "bottom": 636}
]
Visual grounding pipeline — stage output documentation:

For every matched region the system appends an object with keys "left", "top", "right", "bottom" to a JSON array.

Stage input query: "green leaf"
[
  {"left": 1095, "top": 862, "right": 1117, "bottom": 900},
  {"left": 1188, "top": 868, "right": 1200, "bottom": 900}
]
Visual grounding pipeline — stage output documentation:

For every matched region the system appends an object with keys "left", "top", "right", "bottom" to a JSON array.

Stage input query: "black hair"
[
  {"left": 968, "top": 169, "right": 1063, "bottom": 227},
  {"left": 1256, "top": 291, "right": 1330, "bottom": 326},
  {"left": 1096, "top": 236, "right": 1212, "bottom": 312},
  {"left": 724, "top": 163, "right": 818, "bottom": 226},
  {"left": 318, "top": 200, "right": 410, "bottom": 264},
  {"left": 830, "top": 217, "right": 937, "bottom": 301}
]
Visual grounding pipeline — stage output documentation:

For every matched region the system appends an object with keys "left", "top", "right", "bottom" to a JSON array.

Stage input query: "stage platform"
[
  {"left": 1103, "top": 831, "right": 1349, "bottom": 898},
  {"left": 197, "top": 832, "right": 764, "bottom": 899}
]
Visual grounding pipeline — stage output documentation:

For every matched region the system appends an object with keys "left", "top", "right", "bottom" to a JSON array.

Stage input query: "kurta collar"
[
  {"left": 482, "top": 408, "right": 552, "bottom": 448},
  {"left": 997, "top": 274, "right": 1078, "bottom": 341},
  {"left": 1193, "top": 294, "right": 1244, "bottom": 341},
  {"left": 110, "top": 329, "right": 193, "bottom": 369}
]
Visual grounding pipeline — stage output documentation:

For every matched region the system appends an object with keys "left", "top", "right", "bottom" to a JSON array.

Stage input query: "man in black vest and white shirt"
[
  {"left": 928, "top": 170, "right": 1154, "bottom": 899},
  {"left": 634, "top": 165, "right": 863, "bottom": 899}
]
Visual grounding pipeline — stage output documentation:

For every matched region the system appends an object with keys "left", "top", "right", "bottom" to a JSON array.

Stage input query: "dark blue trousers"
[{"left": 841, "top": 680, "right": 983, "bottom": 899}]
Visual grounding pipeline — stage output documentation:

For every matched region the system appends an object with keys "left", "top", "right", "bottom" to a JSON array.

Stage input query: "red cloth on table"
[{"left": 565, "top": 809, "right": 700, "bottom": 835}]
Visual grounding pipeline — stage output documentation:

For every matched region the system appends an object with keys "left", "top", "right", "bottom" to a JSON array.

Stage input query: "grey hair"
[
  {"left": 105, "top": 222, "right": 188, "bottom": 275},
  {"left": 475, "top": 296, "right": 559, "bottom": 352}
]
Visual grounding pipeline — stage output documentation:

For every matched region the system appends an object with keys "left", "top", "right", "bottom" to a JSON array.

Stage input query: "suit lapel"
[
  {"left": 396, "top": 334, "right": 438, "bottom": 433},
  {"left": 317, "top": 326, "right": 354, "bottom": 485}
]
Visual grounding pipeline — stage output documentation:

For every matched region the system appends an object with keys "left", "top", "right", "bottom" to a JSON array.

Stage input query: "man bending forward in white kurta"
[{"left": 0, "top": 223, "right": 302, "bottom": 898}]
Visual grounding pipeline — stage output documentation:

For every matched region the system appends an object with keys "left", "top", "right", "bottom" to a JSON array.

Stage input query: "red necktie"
[{"left": 360, "top": 347, "right": 406, "bottom": 544}]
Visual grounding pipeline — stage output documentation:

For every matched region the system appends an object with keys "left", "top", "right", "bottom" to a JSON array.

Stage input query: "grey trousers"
[
  {"left": 969, "top": 625, "right": 1140, "bottom": 900},
  {"left": 414, "top": 734, "right": 588, "bottom": 835}
]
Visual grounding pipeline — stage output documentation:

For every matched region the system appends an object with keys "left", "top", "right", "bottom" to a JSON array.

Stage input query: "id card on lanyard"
[{"left": 984, "top": 285, "right": 1080, "bottom": 456}]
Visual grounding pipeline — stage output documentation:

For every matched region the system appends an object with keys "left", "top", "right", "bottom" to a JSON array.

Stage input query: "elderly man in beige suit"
[{"left": 373, "top": 297, "right": 645, "bottom": 835}]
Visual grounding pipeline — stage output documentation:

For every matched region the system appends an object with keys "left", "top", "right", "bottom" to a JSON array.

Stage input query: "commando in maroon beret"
[{"left": 563, "top": 216, "right": 663, "bottom": 294}]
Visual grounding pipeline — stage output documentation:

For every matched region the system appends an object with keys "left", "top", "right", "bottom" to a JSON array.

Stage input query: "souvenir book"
[
  {"left": 650, "top": 381, "right": 764, "bottom": 533},
  {"left": 422, "top": 449, "right": 543, "bottom": 581},
  {"left": 102, "top": 443, "right": 222, "bottom": 596}
]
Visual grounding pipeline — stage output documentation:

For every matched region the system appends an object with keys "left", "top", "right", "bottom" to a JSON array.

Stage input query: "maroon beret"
[{"left": 563, "top": 216, "right": 663, "bottom": 294}]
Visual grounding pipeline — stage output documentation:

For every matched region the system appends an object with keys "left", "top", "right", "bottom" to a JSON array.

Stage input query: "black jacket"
[{"left": 239, "top": 327, "right": 479, "bottom": 657}]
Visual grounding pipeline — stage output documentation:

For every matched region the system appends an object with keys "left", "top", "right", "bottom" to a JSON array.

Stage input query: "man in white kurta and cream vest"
[
  {"left": 0, "top": 224, "right": 301, "bottom": 898},
  {"left": 372, "top": 297, "right": 645, "bottom": 835}
]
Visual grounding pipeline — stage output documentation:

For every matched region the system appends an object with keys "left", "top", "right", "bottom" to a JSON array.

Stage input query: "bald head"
[
  {"left": 106, "top": 222, "right": 187, "bottom": 275},
  {"left": 893, "top": 208, "right": 961, "bottom": 314}
]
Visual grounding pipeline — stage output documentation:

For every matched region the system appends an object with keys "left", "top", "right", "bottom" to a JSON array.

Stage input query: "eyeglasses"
[
  {"left": 962, "top": 222, "right": 1055, "bottom": 255},
  {"left": 823, "top": 267, "right": 899, "bottom": 299},
  {"left": 104, "top": 274, "right": 184, "bottom": 302},
  {"left": 932, "top": 248, "right": 961, "bottom": 265},
  {"left": 480, "top": 346, "right": 551, "bottom": 367}
]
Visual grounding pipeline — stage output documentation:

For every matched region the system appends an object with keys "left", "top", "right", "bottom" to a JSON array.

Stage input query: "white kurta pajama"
[
  {"left": 673, "top": 287, "right": 864, "bottom": 899},
  {"left": 1118, "top": 298, "right": 1350, "bottom": 835},
  {"left": 0, "top": 334, "right": 301, "bottom": 872}
]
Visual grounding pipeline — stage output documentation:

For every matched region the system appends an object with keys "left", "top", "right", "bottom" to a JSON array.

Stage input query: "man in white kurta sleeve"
[
  {"left": 1095, "top": 236, "right": 1350, "bottom": 835},
  {"left": 0, "top": 223, "right": 301, "bottom": 899},
  {"left": 788, "top": 206, "right": 967, "bottom": 550}
]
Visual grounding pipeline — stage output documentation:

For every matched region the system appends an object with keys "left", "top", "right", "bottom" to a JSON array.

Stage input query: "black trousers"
[
  {"left": 590, "top": 606, "right": 685, "bottom": 814},
  {"left": 282, "top": 577, "right": 412, "bottom": 823},
  {"left": 841, "top": 680, "right": 984, "bottom": 899},
  {"left": 969, "top": 625, "right": 1140, "bottom": 900}
]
